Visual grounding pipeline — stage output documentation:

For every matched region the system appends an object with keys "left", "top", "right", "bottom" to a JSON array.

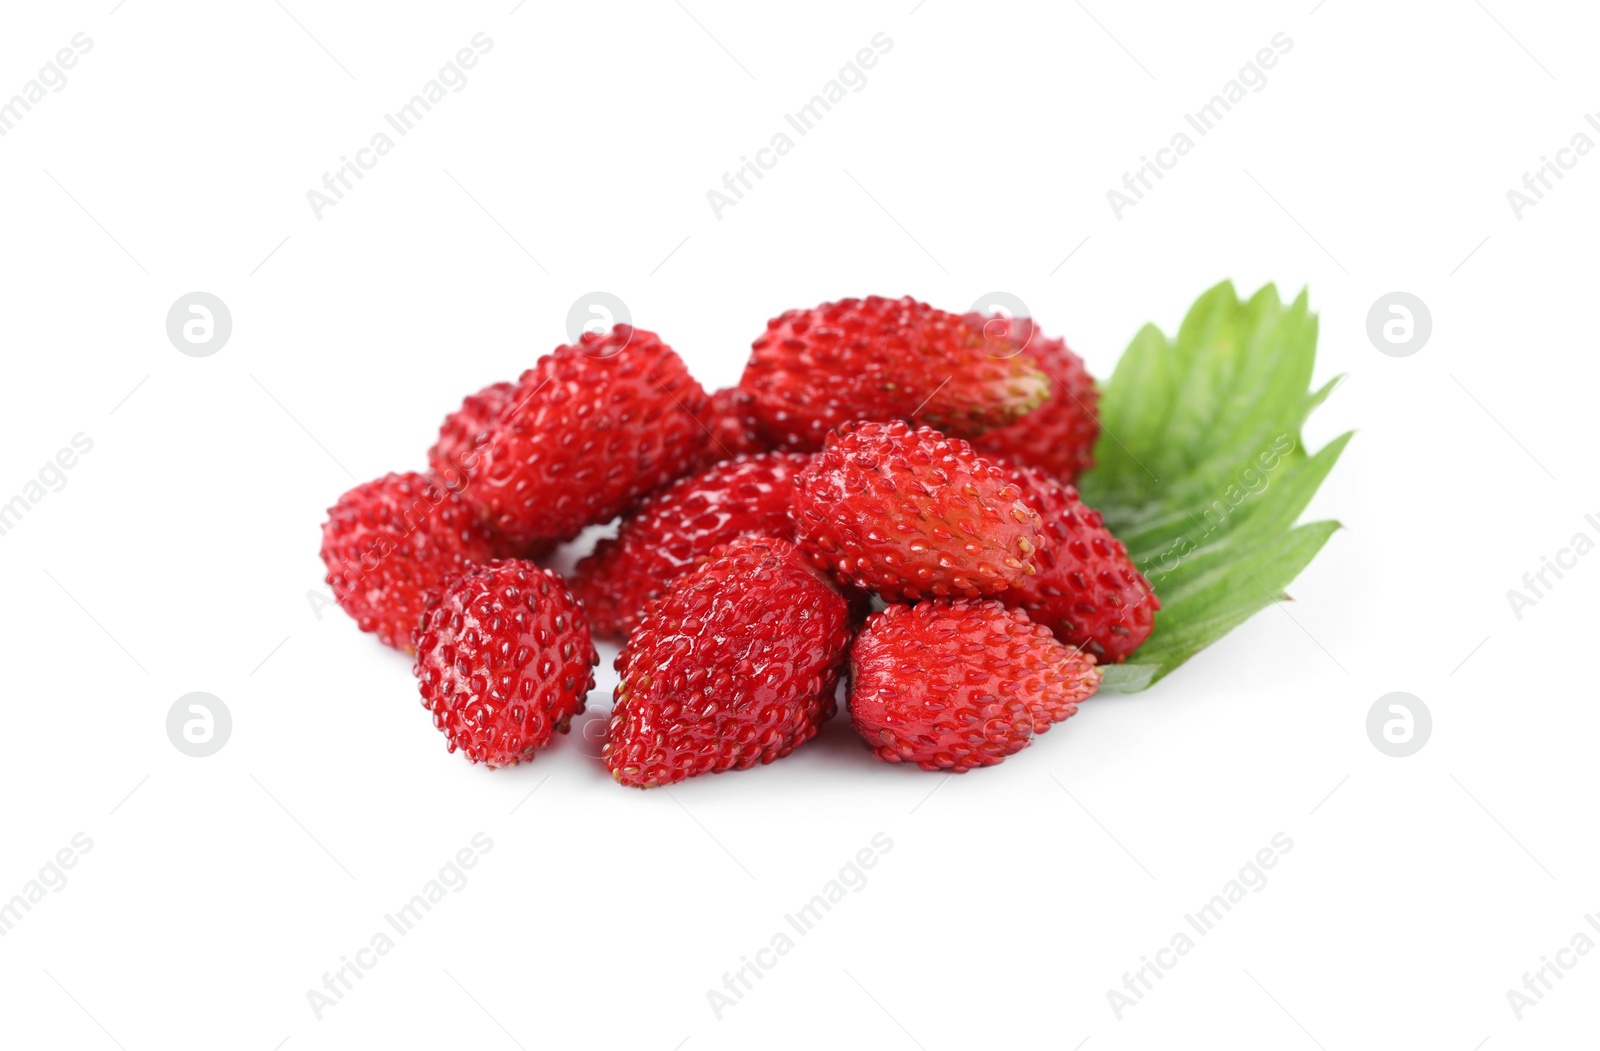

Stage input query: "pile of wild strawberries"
[{"left": 319, "top": 296, "right": 1158, "bottom": 787}]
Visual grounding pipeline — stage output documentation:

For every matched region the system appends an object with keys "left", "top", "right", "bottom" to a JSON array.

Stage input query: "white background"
[{"left": 1, "top": 1, "right": 1595, "bottom": 1048}]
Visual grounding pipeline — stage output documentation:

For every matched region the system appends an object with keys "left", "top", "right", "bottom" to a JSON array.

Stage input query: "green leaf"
[{"left": 1078, "top": 281, "right": 1348, "bottom": 692}]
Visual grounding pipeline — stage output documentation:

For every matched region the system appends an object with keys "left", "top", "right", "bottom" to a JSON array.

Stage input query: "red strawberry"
[
  {"left": 849, "top": 599, "right": 1101, "bottom": 771},
  {"left": 604, "top": 535, "right": 851, "bottom": 788},
  {"left": 320, "top": 472, "right": 495, "bottom": 651},
  {"left": 428, "top": 380, "right": 516, "bottom": 492},
  {"left": 412, "top": 560, "right": 598, "bottom": 768},
  {"left": 791, "top": 420, "right": 1043, "bottom": 602},
  {"left": 690, "top": 386, "right": 771, "bottom": 471},
  {"left": 456, "top": 325, "right": 709, "bottom": 548},
  {"left": 973, "top": 318, "right": 1101, "bottom": 484},
  {"left": 738, "top": 296, "right": 1048, "bottom": 451},
  {"left": 425, "top": 380, "right": 559, "bottom": 560},
  {"left": 571, "top": 452, "right": 812, "bottom": 639},
  {"left": 1002, "top": 463, "right": 1158, "bottom": 663}
]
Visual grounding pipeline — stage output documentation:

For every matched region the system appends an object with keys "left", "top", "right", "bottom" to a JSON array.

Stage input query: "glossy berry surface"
[
  {"left": 412, "top": 560, "right": 598, "bottom": 768},
  {"left": 849, "top": 599, "right": 1101, "bottom": 771},
  {"left": 738, "top": 295, "right": 1047, "bottom": 451},
  {"left": 1002, "top": 463, "right": 1159, "bottom": 663},
  {"left": 791, "top": 420, "right": 1043, "bottom": 602},
  {"left": 604, "top": 535, "right": 851, "bottom": 788},
  {"left": 426, "top": 380, "right": 560, "bottom": 559},
  {"left": 427, "top": 379, "right": 517, "bottom": 490},
  {"left": 571, "top": 452, "right": 812, "bottom": 639},
  {"left": 691, "top": 386, "right": 772, "bottom": 471},
  {"left": 320, "top": 472, "right": 496, "bottom": 651},
  {"left": 457, "top": 326, "right": 709, "bottom": 548},
  {"left": 974, "top": 318, "right": 1101, "bottom": 485}
]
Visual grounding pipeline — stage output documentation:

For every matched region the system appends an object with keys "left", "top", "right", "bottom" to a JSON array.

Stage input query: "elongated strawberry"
[
  {"left": 790, "top": 420, "right": 1043, "bottom": 602},
  {"left": 849, "top": 599, "right": 1101, "bottom": 771},
  {"left": 455, "top": 326, "right": 709, "bottom": 548},
  {"left": 571, "top": 452, "right": 811, "bottom": 639},
  {"left": 973, "top": 318, "right": 1101, "bottom": 484},
  {"left": 604, "top": 535, "right": 851, "bottom": 788},
  {"left": 1002, "top": 463, "right": 1158, "bottom": 663},
  {"left": 412, "top": 560, "right": 598, "bottom": 768},
  {"left": 320, "top": 472, "right": 496, "bottom": 651},
  {"left": 738, "top": 296, "right": 1048, "bottom": 451}
]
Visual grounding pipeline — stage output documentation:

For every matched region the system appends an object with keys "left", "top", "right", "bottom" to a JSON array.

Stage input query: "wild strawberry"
[
  {"left": 428, "top": 380, "right": 516, "bottom": 491},
  {"left": 690, "top": 386, "right": 771, "bottom": 471},
  {"left": 424, "top": 380, "right": 559, "bottom": 559},
  {"left": 455, "top": 326, "right": 709, "bottom": 548},
  {"left": 571, "top": 452, "right": 812, "bottom": 639},
  {"left": 973, "top": 318, "right": 1101, "bottom": 484},
  {"left": 1002, "top": 464, "right": 1158, "bottom": 663},
  {"left": 848, "top": 599, "right": 1101, "bottom": 771},
  {"left": 320, "top": 472, "right": 495, "bottom": 652},
  {"left": 790, "top": 420, "right": 1043, "bottom": 602},
  {"left": 604, "top": 535, "right": 851, "bottom": 788},
  {"left": 738, "top": 296, "right": 1048, "bottom": 450},
  {"left": 412, "top": 560, "right": 598, "bottom": 768}
]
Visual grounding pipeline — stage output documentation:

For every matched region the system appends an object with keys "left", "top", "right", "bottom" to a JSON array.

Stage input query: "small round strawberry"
[
  {"left": 457, "top": 326, "right": 709, "bottom": 548},
  {"left": 1002, "top": 464, "right": 1159, "bottom": 663},
  {"left": 571, "top": 452, "right": 812, "bottom": 639},
  {"left": 974, "top": 319, "right": 1101, "bottom": 484},
  {"left": 849, "top": 599, "right": 1101, "bottom": 772},
  {"left": 412, "top": 560, "right": 598, "bottom": 768},
  {"left": 790, "top": 420, "right": 1043, "bottom": 602},
  {"left": 738, "top": 295, "right": 1048, "bottom": 451},
  {"left": 427, "top": 380, "right": 516, "bottom": 491},
  {"left": 690, "top": 386, "right": 771, "bottom": 471},
  {"left": 604, "top": 535, "right": 852, "bottom": 788},
  {"left": 320, "top": 472, "right": 496, "bottom": 651}
]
